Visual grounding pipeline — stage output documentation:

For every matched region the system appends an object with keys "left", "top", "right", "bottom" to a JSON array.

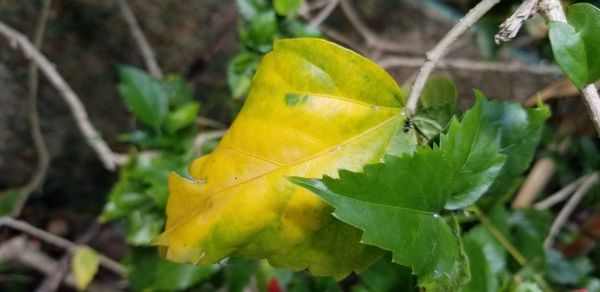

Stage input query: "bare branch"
[
  {"left": 378, "top": 56, "right": 561, "bottom": 75},
  {"left": 534, "top": 173, "right": 591, "bottom": 210},
  {"left": 339, "top": 0, "right": 418, "bottom": 54},
  {"left": 0, "top": 20, "right": 120, "bottom": 170},
  {"left": 309, "top": 0, "right": 340, "bottom": 27},
  {"left": 495, "top": 0, "right": 539, "bottom": 44},
  {"left": 406, "top": 0, "right": 501, "bottom": 116},
  {"left": 544, "top": 172, "right": 599, "bottom": 249},
  {"left": 11, "top": 0, "right": 52, "bottom": 217},
  {"left": 0, "top": 217, "right": 127, "bottom": 276},
  {"left": 116, "top": 0, "right": 163, "bottom": 79}
]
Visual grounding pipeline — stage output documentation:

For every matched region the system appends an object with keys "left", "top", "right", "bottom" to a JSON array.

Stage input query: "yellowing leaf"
[
  {"left": 72, "top": 247, "right": 100, "bottom": 290},
  {"left": 156, "top": 38, "right": 409, "bottom": 278}
]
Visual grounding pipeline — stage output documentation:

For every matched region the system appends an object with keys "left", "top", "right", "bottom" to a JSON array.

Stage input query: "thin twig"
[
  {"left": 495, "top": 0, "right": 539, "bottom": 43},
  {"left": 405, "top": 0, "right": 501, "bottom": 116},
  {"left": 11, "top": 0, "right": 52, "bottom": 217},
  {"left": 537, "top": 0, "right": 600, "bottom": 136},
  {"left": 378, "top": 56, "right": 561, "bottom": 75},
  {"left": 194, "top": 129, "right": 228, "bottom": 155},
  {"left": 338, "top": 0, "right": 418, "bottom": 54},
  {"left": 0, "top": 20, "right": 120, "bottom": 170},
  {"left": 0, "top": 236, "right": 119, "bottom": 292},
  {"left": 534, "top": 174, "right": 590, "bottom": 210},
  {"left": 0, "top": 217, "right": 127, "bottom": 276},
  {"left": 544, "top": 172, "right": 599, "bottom": 249},
  {"left": 116, "top": 0, "right": 163, "bottom": 79},
  {"left": 309, "top": 0, "right": 340, "bottom": 27},
  {"left": 475, "top": 207, "right": 553, "bottom": 292}
]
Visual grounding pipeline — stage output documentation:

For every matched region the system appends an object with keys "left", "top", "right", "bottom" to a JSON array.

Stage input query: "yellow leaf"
[
  {"left": 72, "top": 246, "right": 100, "bottom": 290},
  {"left": 156, "top": 38, "right": 410, "bottom": 278}
]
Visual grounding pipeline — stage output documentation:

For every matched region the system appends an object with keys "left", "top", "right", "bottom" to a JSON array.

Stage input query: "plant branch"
[
  {"left": 116, "top": 0, "right": 163, "bottom": 79},
  {"left": 378, "top": 56, "right": 561, "bottom": 75},
  {"left": 475, "top": 207, "right": 552, "bottom": 292},
  {"left": 338, "top": 0, "right": 418, "bottom": 54},
  {"left": 0, "top": 20, "right": 120, "bottom": 170},
  {"left": 534, "top": 173, "right": 590, "bottom": 209},
  {"left": 309, "top": 0, "right": 340, "bottom": 27},
  {"left": 405, "top": 0, "right": 501, "bottom": 116},
  {"left": 495, "top": 0, "right": 539, "bottom": 43},
  {"left": 544, "top": 172, "right": 599, "bottom": 249},
  {"left": 11, "top": 0, "right": 52, "bottom": 217},
  {"left": 0, "top": 217, "right": 127, "bottom": 276}
]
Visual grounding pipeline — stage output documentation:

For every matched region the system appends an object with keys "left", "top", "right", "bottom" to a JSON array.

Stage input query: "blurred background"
[{"left": 1, "top": 0, "right": 600, "bottom": 291}]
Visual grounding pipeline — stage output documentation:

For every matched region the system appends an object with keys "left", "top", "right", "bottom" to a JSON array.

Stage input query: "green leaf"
[
  {"left": 549, "top": 21, "right": 588, "bottom": 88},
  {"left": 282, "top": 20, "right": 322, "bottom": 38},
  {"left": 241, "top": 11, "right": 278, "bottom": 52},
  {"left": 0, "top": 189, "right": 21, "bottom": 216},
  {"left": 225, "top": 258, "right": 257, "bottom": 292},
  {"left": 164, "top": 75, "right": 194, "bottom": 107},
  {"left": 479, "top": 96, "right": 550, "bottom": 205},
  {"left": 118, "top": 66, "right": 168, "bottom": 130},
  {"left": 461, "top": 236, "right": 497, "bottom": 292},
  {"left": 227, "top": 52, "right": 261, "bottom": 98},
  {"left": 126, "top": 248, "right": 219, "bottom": 291},
  {"left": 359, "top": 256, "right": 416, "bottom": 292},
  {"left": 126, "top": 209, "right": 165, "bottom": 245},
  {"left": 166, "top": 102, "right": 200, "bottom": 133},
  {"left": 71, "top": 247, "right": 100, "bottom": 291},
  {"left": 441, "top": 95, "right": 507, "bottom": 209},
  {"left": 508, "top": 209, "right": 550, "bottom": 272},
  {"left": 291, "top": 146, "right": 460, "bottom": 285},
  {"left": 419, "top": 76, "right": 457, "bottom": 110},
  {"left": 546, "top": 249, "right": 593, "bottom": 285},
  {"left": 274, "top": 0, "right": 302, "bottom": 16},
  {"left": 236, "top": 0, "right": 269, "bottom": 20},
  {"left": 568, "top": 3, "right": 600, "bottom": 84}
]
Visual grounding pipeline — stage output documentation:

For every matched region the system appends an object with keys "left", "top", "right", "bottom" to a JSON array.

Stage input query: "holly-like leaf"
[
  {"left": 156, "top": 38, "right": 410, "bottom": 279},
  {"left": 548, "top": 21, "right": 588, "bottom": 88},
  {"left": 118, "top": 66, "right": 168, "bottom": 130},
  {"left": 441, "top": 95, "right": 507, "bottom": 209},
  {"left": 479, "top": 95, "right": 550, "bottom": 205},
  {"left": 290, "top": 146, "right": 460, "bottom": 284},
  {"left": 568, "top": 3, "right": 600, "bottom": 84}
]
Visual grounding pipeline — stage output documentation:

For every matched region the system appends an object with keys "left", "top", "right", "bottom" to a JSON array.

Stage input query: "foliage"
[
  {"left": 156, "top": 38, "right": 405, "bottom": 279},
  {"left": 549, "top": 3, "right": 600, "bottom": 87},
  {"left": 228, "top": 0, "right": 321, "bottom": 99}
]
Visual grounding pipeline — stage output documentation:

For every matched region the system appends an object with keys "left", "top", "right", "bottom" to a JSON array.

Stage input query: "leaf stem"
[{"left": 474, "top": 207, "right": 552, "bottom": 292}]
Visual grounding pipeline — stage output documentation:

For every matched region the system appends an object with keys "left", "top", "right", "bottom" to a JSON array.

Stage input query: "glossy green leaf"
[
  {"left": 291, "top": 146, "right": 459, "bottom": 284},
  {"left": 549, "top": 21, "right": 587, "bottom": 88},
  {"left": 126, "top": 248, "right": 219, "bottom": 291},
  {"left": 71, "top": 247, "right": 100, "bottom": 290},
  {"left": 359, "top": 256, "right": 416, "bottom": 292},
  {"left": 568, "top": 3, "right": 600, "bottom": 84},
  {"left": 118, "top": 66, "right": 168, "bottom": 130},
  {"left": 225, "top": 259, "right": 257, "bottom": 292},
  {"left": 157, "top": 38, "right": 408, "bottom": 279},
  {"left": 242, "top": 11, "right": 278, "bottom": 52},
  {"left": 479, "top": 94, "right": 550, "bottom": 205},
  {"left": 166, "top": 102, "right": 200, "bottom": 133},
  {"left": 274, "top": 0, "right": 302, "bottom": 16},
  {"left": 441, "top": 96, "right": 507, "bottom": 209},
  {"left": 461, "top": 236, "right": 497, "bottom": 292}
]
